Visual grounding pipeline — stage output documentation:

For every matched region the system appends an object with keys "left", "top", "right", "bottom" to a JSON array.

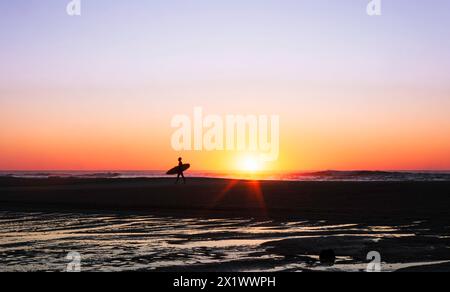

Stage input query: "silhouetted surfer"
[
  {"left": 176, "top": 157, "right": 186, "bottom": 184},
  {"left": 166, "top": 158, "right": 190, "bottom": 184}
]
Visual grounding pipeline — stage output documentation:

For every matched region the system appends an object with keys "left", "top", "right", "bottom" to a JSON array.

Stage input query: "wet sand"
[{"left": 1, "top": 210, "right": 449, "bottom": 272}]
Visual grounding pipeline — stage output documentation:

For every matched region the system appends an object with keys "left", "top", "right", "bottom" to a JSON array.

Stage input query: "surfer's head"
[{"left": 178, "top": 157, "right": 182, "bottom": 162}]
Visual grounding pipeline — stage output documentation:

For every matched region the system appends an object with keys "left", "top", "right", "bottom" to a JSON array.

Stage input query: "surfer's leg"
[
  {"left": 181, "top": 172, "right": 186, "bottom": 184},
  {"left": 176, "top": 173, "right": 180, "bottom": 184}
]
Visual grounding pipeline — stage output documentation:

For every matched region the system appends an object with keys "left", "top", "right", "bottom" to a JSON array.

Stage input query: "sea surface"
[
  {"left": 1, "top": 170, "right": 450, "bottom": 181},
  {"left": 0, "top": 211, "right": 449, "bottom": 272}
]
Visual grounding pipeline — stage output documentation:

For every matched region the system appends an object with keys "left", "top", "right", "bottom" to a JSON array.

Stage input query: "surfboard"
[{"left": 166, "top": 164, "right": 190, "bottom": 175}]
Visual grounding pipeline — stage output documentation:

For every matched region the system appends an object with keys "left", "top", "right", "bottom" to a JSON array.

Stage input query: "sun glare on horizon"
[{"left": 238, "top": 156, "right": 263, "bottom": 173}]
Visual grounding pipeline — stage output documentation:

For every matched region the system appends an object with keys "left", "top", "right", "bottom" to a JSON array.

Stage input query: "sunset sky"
[{"left": 1, "top": 0, "right": 450, "bottom": 172}]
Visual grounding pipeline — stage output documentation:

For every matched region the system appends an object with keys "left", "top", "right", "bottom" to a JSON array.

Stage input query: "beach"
[
  {"left": 1, "top": 177, "right": 450, "bottom": 222},
  {"left": 0, "top": 177, "right": 449, "bottom": 272}
]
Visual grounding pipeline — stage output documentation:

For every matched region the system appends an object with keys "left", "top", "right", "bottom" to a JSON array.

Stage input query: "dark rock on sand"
[{"left": 320, "top": 249, "right": 336, "bottom": 266}]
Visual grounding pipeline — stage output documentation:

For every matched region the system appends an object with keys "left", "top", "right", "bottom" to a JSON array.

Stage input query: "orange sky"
[{"left": 1, "top": 85, "right": 450, "bottom": 172}]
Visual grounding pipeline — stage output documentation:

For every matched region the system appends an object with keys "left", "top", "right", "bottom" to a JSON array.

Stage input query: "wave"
[{"left": 287, "top": 170, "right": 450, "bottom": 181}]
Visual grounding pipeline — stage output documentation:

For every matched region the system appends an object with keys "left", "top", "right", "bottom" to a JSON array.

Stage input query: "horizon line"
[{"left": 1, "top": 169, "right": 450, "bottom": 173}]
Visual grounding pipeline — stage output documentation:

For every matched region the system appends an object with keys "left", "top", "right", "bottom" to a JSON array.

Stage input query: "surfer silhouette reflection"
[{"left": 166, "top": 157, "right": 190, "bottom": 184}]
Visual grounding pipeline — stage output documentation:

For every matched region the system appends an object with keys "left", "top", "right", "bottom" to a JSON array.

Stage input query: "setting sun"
[{"left": 239, "top": 156, "right": 262, "bottom": 172}]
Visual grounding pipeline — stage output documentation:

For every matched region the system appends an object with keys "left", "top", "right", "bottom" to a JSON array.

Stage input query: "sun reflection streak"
[
  {"left": 207, "top": 179, "right": 267, "bottom": 217},
  {"left": 246, "top": 181, "right": 267, "bottom": 217},
  {"left": 208, "top": 180, "right": 239, "bottom": 209}
]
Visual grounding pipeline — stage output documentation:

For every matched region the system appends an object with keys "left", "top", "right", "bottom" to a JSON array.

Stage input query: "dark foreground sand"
[
  {"left": 1, "top": 177, "right": 450, "bottom": 272},
  {"left": 1, "top": 177, "right": 449, "bottom": 223}
]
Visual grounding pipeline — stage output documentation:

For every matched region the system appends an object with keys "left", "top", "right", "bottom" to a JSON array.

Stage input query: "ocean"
[{"left": 1, "top": 170, "right": 450, "bottom": 181}]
